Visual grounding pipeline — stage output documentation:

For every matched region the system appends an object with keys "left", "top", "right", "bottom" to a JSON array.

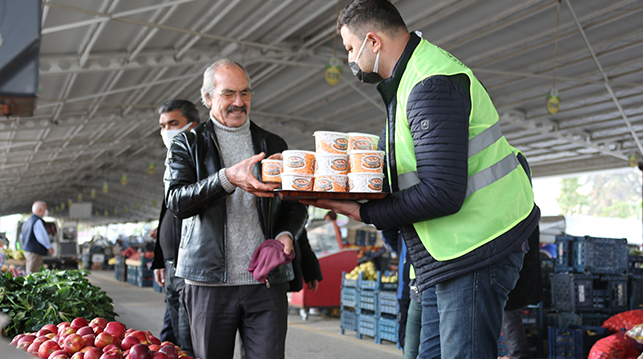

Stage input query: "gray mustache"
[{"left": 226, "top": 105, "right": 247, "bottom": 115}]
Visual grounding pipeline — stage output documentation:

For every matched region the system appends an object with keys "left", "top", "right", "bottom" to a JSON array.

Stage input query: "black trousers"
[
  {"left": 183, "top": 282, "right": 289, "bottom": 359},
  {"left": 165, "top": 261, "right": 193, "bottom": 356}
]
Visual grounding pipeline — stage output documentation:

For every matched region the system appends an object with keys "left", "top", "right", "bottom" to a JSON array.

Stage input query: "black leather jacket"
[{"left": 164, "top": 120, "right": 308, "bottom": 284}]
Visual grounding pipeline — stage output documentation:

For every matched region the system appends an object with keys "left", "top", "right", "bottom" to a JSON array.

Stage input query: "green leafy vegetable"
[{"left": 0, "top": 269, "right": 117, "bottom": 337}]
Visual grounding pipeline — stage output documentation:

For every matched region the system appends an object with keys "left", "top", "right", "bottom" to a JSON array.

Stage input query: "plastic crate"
[
  {"left": 550, "top": 273, "right": 595, "bottom": 312},
  {"left": 555, "top": 236, "right": 576, "bottom": 272},
  {"left": 127, "top": 265, "right": 139, "bottom": 286},
  {"left": 548, "top": 325, "right": 609, "bottom": 359},
  {"left": 357, "top": 314, "right": 378, "bottom": 339},
  {"left": 595, "top": 275, "right": 628, "bottom": 314},
  {"left": 341, "top": 287, "right": 359, "bottom": 309},
  {"left": 580, "top": 313, "right": 610, "bottom": 327},
  {"left": 340, "top": 309, "right": 358, "bottom": 334},
  {"left": 377, "top": 316, "right": 398, "bottom": 344},
  {"left": 629, "top": 275, "right": 643, "bottom": 310},
  {"left": 525, "top": 328, "right": 544, "bottom": 359},
  {"left": 378, "top": 291, "right": 398, "bottom": 316},
  {"left": 629, "top": 255, "right": 643, "bottom": 276},
  {"left": 520, "top": 303, "right": 543, "bottom": 329},
  {"left": 497, "top": 333, "right": 507, "bottom": 357},
  {"left": 358, "top": 290, "right": 377, "bottom": 312},
  {"left": 341, "top": 271, "right": 358, "bottom": 288},
  {"left": 573, "top": 236, "right": 628, "bottom": 275},
  {"left": 137, "top": 276, "right": 153, "bottom": 287},
  {"left": 359, "top": 271, "right": 397, "bottom": 291},
  {"left": 547, "top": 311, "right": 582, "bottom": 329}
]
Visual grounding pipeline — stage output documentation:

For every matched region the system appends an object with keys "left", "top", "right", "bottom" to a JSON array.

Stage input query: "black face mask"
[{"left": 349, "top": 36, "right": 383, "bottom": 84}]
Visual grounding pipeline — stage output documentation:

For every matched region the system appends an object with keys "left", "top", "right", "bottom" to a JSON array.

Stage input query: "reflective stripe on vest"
[{"left": 398, "top": 122, "right": 514, "bottom": 198}]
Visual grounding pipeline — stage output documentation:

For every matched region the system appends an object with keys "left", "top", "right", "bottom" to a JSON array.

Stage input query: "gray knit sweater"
[{"left": 185, "top": 117, "right": 264, "bottom": 287}]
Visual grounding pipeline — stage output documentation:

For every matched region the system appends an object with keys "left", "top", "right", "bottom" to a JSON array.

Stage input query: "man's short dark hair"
[
  {"left": 336, "top": 0, "right": 407, "bottom": 38},
  {"left": 158, "top": 99, "right": 200, "bottom": 124}
]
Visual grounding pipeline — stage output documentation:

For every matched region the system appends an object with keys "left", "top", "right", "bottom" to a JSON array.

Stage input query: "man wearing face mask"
[
  {"left": 20, "top": 201, "right": 54, "bottom": 274},
  {"left": 150, "top": 99, "right": 199, "bottom": 356},
  {"left": 303, "top": 1, "right": 540, "bottom": 358}
]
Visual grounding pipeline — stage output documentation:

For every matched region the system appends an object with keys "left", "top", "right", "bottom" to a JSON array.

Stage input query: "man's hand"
[
  {"left": 275, "top": 233, "right": 294, "bottom": 257},
  {"left": 306, "top": 279, "right": 319, "bottom": 292},
  {"left": 154, "top": 268, "right": 166, "bottom": 288},
  {"left": 225, "top": 152, "right": 280, "bottom": 197},
  {"left": 48, "top": 247, "right": 54, "bottom": 256},
  {"left": 149, "top": 227, "right": 158, "bottom": 240},
  {"left": 300, "top": 199, "right": 363, "bottom": 222}
]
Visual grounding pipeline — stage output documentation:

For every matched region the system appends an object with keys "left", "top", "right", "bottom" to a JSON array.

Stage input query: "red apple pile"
[{"left": 9, "top": 317, "right": 195, "bottom": 359}]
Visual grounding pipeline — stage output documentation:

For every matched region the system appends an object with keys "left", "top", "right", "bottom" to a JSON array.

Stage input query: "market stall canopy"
[{"left": 1, "top": 0, "right": 642, "bottom": 224}]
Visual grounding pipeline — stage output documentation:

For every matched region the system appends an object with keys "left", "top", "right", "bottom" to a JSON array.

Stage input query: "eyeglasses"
[{"left": 214, "top": 89, "right": 254, "bottom": 100}]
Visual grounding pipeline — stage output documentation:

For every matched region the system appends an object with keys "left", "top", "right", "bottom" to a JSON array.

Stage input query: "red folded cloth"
[{"left": 248, "top": 239, "right": 295, "bottom": 283}]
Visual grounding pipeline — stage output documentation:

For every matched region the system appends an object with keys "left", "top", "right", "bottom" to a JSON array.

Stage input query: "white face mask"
[{"left": 161, "top": 123, "right": 192, "bottom": 149}]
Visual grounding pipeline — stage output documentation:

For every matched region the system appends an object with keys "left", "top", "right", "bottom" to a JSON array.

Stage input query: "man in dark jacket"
[
  {"left": 20, "top": 201, "right": 54, "bottom": 274},
  {"left": 150, "top": 99, "right": 199, "bottom": 356},
  {"left": 304, "top": 1, "right": 540, "bottom": 358},
  {"left": 164, "top": 59, "right": 307, "bottom": 359}
]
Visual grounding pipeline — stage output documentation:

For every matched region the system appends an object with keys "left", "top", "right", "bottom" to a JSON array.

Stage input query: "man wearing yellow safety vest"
[{"left": 303, "top": 1, "right": 541, "bottom": 358}]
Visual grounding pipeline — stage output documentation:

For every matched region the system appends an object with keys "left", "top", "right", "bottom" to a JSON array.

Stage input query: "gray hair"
[
  {"left": 200, "top": 59, "right": 252, "bottom": 109},
  {"left": 32, "top": 201, "right": 46, "bottom": 213}
]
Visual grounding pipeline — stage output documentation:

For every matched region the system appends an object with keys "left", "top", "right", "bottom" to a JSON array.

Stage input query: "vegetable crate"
[
  {"left": 378, "top": 290, "right": 398, "bottom": 316},
  {"left": 573, "top": 236, "right": 628, "bottom": 275},
  {"left": 340, "top": 309, "right": 358, "bottom": 334},
  {"left": 358, "top": 271, "right": 397, "bottom": 291},
  {"left": 341, "top": 286, "right": 359, "bottom": 309},
  {"left": 341, "top": 271, "right": 358, "bottom": 288},
  {"left": 358, "top": 290, "right": 377, "bottom": 313},
  {"left": 377, "top": 315, "right": 398, "bottom": 345},
  {"left": 629, "top": 275, "right": 643, "bottom": 310},
  {"left": 550, "top": 273, "right": 595, "bottom": 312},
  {"left": 554, "top": 236, "right": 576, "bottom": 272},
  {"left": 357, "top": 314, "right": 378, "bottom": 339},
  {"left": 629, "top": 255, "right": 643, "bottom": 276},
  {"left": 548, "top": 325, "right": 609, "bottom": 359},
  {"left": 592, "top": 275, "right": 628, "bottom": 314},
  {"left": 520, "top": 303, "right": 543, "bottom": 329},
  {"left": 498, "top": 329, "right": 543, "bottom": 359}
]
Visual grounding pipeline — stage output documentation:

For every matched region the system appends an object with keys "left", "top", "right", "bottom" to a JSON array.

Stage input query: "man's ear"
[
  {"left": 188, "top": 122, "right": 198, "bottom": 130},
  {"left": 366, "top": 32, "right": 382, "bottom": 53}
]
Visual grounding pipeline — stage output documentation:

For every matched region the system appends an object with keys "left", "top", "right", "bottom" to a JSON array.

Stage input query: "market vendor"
[
  {"left": 20, "top": 201, "right": 54, "bottom": 274},
  {"left": 302, "top": 1, "right": 541, "bottom": 358}
]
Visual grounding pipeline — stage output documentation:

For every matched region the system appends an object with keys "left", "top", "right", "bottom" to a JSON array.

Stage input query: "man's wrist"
[
  {"left": 275, "top": 231, "right": 294, "bottom": 243},
  {"left": 218, "top": 168, "right": 236, "bottom": 193}
]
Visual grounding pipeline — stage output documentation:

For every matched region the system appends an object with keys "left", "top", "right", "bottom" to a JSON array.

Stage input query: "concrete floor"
[{"left": 87, "top": 270, "right": 402, "bottom": 359}]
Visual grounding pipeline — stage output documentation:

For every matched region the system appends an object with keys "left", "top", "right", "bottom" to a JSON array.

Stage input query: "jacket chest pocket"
[{"left": 180, "top": 216, "right": 195, "bottom": 248}]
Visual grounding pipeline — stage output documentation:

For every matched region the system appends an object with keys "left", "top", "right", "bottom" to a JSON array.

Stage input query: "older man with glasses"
[{"left": 163, "top": 59, "right": 307, "bottom": 359}]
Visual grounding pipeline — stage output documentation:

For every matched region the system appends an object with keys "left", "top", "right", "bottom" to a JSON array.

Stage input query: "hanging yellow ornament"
[
  {"left": 67, "top": 198, "right": 73, "bottom": 206},
  {"left": 325, "top": 58, "right": 342, "bottom": 86},
  {"left": 120, "top": 174, "right": 128, "bottom": 186},
  {"left": 147, "top": 163, "right": 156, "bottom": 175},
  {"left": 546, "top": 89, "right": 561, "bottom": 115},
  {"left": 77, "top": 193, "right": 83, "bottom": 202},
  {"left": 104, "top": 210, "right": 109, "bottom": 217},
  {"left": 135, "top": 203, "right": 140, "bottom": 210},
  {"left": 95, "top": 212, "right": 99, "bottom": 218},
  {"left": 102, "top": 181, "right": 109, "bottom": 193},
  {"left": 123, "top": 206, "right": 128, "bottom": 213},
  {"left": 91, "top": 189, "right": 97, "bottom": 198},
  {"left": 152, "top": 200, "right": 157, "bottom": 207},
  {"left": 629, "top": 153, "right": 638, "bottom": 167},
  {"left": 114, "top": 208, "right": 119, "bottom": 215},
  {"left": 61, "top": 203, "right": 65, "bottom": 210}
]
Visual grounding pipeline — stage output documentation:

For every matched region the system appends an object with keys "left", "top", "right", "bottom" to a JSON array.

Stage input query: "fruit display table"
[{"left": 288, "top": 248, "right": 359, "bottom": 319}]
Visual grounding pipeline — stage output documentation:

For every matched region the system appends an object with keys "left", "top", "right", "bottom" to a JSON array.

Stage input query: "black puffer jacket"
[
  {"left": 164, "top": 120, "right": 308, "bottom": 284},
  {"left": 360, "top": 33, "right": 540, "bottom": 291}
]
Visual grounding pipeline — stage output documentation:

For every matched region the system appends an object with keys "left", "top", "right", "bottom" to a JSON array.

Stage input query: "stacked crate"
[
  {"left": 125, "top": 256, "right": 154, "bottom": 287},
  {"left": 340, "top": 270, "right": 399, "bottom": 347},
  {"left": 547, "top": 235, "right": 629, "bottom": 358},
  {"left": 498, "top": 303, "right": 545, "bottom": 358}
]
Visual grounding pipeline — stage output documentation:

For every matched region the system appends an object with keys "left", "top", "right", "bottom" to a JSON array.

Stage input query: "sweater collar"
[
  {"left": 376, "top": 31, "right": 421, "bottom": 105},
  {"left": 209, "top": 112, "right": 251, "bottom": 133}
]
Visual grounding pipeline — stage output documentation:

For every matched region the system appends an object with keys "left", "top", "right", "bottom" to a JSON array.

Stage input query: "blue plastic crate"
[
  {"left": 520, "top": 303, "right": 543, "bottom": 329},
  {"left": 580, "top": 312, "right": 610, "bottom": 327},
  {"left": 342, "top": 271, "right": 358, "bottom": 288},
  {"left": 341, "top": 287, "right": 359, "bottom": 309},
  {"left": 550, "top": 273, "right": 595, "bottom": 312},
  {"left": 127, "top": 265, "right": 138, "bottom": 286},
  {"left": 359, "top": 290, "right": 377, "bottom": 312},
  {"left": 548, "top": 325, "right": 609, "bottom": 359},
  {"left": 378, "top": 291, "right": 398, "bottom": 316},
  {"left": 340, "top": 309, "right": 358, "bottom": 335},
  {"left": 630, "top": 275, "right": 643, "bottom": 310},
  {"left": 573, "top": 236, "right": 628, "bottom": 275},
  {"left": 357, "top": 314, "right": 378, "bottom": 339},
  {"left": 629, "top": 255, "right": 643, "bottom": 275},
  {"left": 595, "top": 275, "right": 628, "bottom": 314},
  {"left": 359, "top": 271, "right": 397, "bottom": 291},
  {"left": 137, "top": 276, "right": 153, "bottom": 287},
  {"left": 555, "top": 236, "right": 576, "bottom": 272},
  {"left": 377, "top": 316, "right": 398, "bottom": 344}
]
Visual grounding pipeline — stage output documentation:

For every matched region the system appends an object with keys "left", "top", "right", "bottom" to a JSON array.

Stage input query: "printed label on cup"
[
  {"left": 314, "top": 174, "right": 347, "bottom": 192},
  {"left": 282, "top": 174, "right": 314, "bottom": 191},
  {"left": 314, "top": 131, "right": 349, "bottom": 154},
  {"left": 349, "top": 150, "right": 385, "bottom": 173},
  {"left": 348, "top": 173, "right": 384, "bottom": 193},
  {"left": 261, "top": 160, "right": 283, "bottom": 183},
  {"left": 315, "top": 154, "right": 349, "bottom": 175},
  {"left": 348, "top": 133, "right": 379, "bottom": 152},
  {"left": 282, "top": 150, "right": 315, "bottom": 174}
]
